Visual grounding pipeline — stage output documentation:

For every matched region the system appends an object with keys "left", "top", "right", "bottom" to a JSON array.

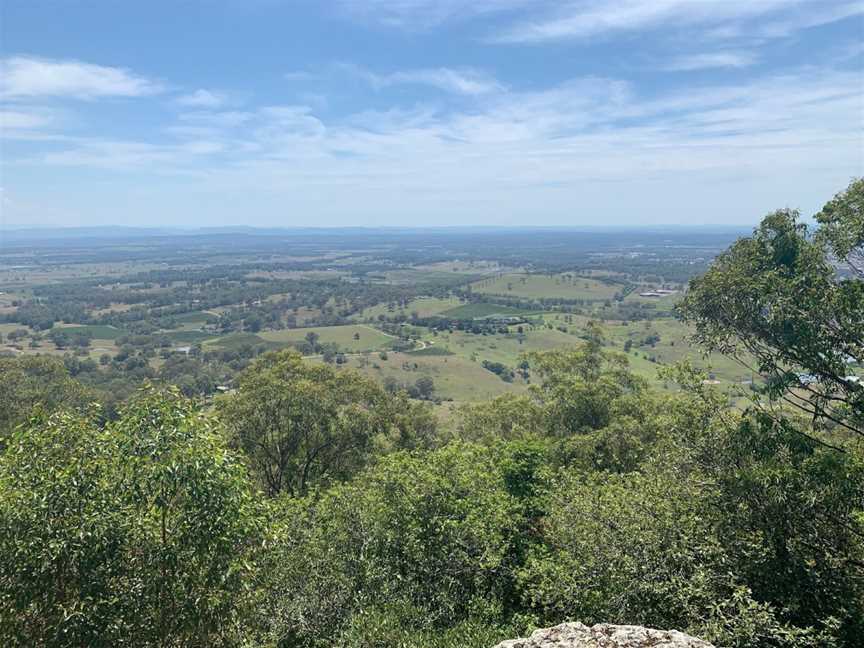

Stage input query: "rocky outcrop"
[{"left": 493, "top": 622, "right": 715, "bottom": 648}]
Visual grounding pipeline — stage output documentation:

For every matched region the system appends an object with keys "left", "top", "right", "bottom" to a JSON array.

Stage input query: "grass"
[
  {"left": 405, "top": 346, "right": 454, "bottom": 356},
  {"left": 470, "top": 273, "right": 620, "bottom": 301},
  {"left": 412, "top": 260, "right": 503, "bottom": 274},
  {"left": 169, "top": 311, "right": 214, "bottom": 324},
  {"left": 204, "top": 333, "right": 284, "bottom": 351},
  {"left": 356, "top": 296, "right": 464, "bottom": 321},
  {"left": 375, "top": 269, "right": 479, "bottom": 288},
  {"left": 0, "top": 323, "right": 31, "bottom": 336},
  {"left": 432, "top": 327, "right": 580, "bottom": 368},
  {"left": 334, "top": 351, "right": 526, "bottom": 402},
  {"left": 599, "top": 318, "right": 754, "bottom": 384},
  {"left": 53, "top": 324, "right": 128, "bottom": 340},
  {"left": 165, "top": 330, "right": 215, "bottom": 344},
  {"left": 442, "top": 303, "right": 540, "bottom": 319},
  {"left": 258, "top": 324, "right": 395, "bottom": 352}
]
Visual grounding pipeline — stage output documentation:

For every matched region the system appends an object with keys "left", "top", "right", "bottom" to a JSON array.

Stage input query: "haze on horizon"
[{"left": 1, "top": 0, "right": 862, "bottom": 229}]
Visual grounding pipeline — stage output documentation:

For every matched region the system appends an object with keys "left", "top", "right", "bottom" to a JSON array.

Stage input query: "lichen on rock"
[{"left": 493, "top": 622, "right": 715, "bottom": 648}]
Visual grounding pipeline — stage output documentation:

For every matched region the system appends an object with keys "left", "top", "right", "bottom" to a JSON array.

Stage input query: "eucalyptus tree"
[{"left": 678, "top": 179, "right": 864, "bottom": 440}]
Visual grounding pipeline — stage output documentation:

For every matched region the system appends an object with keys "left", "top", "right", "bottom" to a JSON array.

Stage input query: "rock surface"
[{"left": 493, "top": 622, "right": 715, "bottom": 648}]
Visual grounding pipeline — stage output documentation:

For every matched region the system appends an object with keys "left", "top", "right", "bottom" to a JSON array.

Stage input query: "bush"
[{"left": 255, "top": 443, "right": 524, "bottom": 646}]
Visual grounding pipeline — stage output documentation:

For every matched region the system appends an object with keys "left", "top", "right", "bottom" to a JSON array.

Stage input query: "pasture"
[
  {"left": 357, "top": 296, "right": 464, "bottom": 320},
  {"left": 441, "top": 302, "right": 540, "bottom": 319},
  {"left": 337, "top": 351, "right": 526, "bottom": 402},
  {"left": 470, "top": 273, "right": 621, "bottom": 301},
  {"left": 258, "top": 324, "right": 395, "bottom": 352}
]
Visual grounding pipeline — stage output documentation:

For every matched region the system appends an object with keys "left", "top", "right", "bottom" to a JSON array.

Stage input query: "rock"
[{"left": 493, "top": 622, "right": 715, "bottom": 648}]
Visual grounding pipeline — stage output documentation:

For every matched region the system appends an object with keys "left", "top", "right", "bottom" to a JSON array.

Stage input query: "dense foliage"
[{"left": 2, "top": 184, "right": 863, "bottom": 646}]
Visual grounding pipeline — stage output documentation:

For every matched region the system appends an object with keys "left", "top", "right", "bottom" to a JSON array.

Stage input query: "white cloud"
[
  {"left": 283, "top": 70, "right": 324, "bottom": 81},
  {"left": 337, "top": 0, "right": 531, "bottom": 29},
  {"left": 8, "top": 62, "right": 861, "bottom": 225},
  {"left": 178, "top": 111, "right": 254, "bottom": 128},
  {"left": 758, "top": 0, "right": 864, "bottom": 38},
  {"left": 663, "top": 51, "right": 758, "bottom": 71},
  {"left": 0, "top": 110, "right": 52, "bottom": 130},
  {"left": 384, "top": 68, "right": 503, "bottom": 95},
  {"left": 0, "top": 56, "right": 161, "bottom": 99},
  {"left": 176, "top": 89, "right": 226, "bottom": 108},
  {"left": 340, "top": 63, "right": 503, "bottom": 95},
  {"left": 491, "top": 0, "right": 817, "bottom": 43}
]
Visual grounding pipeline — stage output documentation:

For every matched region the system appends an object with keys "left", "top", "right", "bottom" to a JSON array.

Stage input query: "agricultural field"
[
  {"left": 53, "top": 323, "right": 128, "bottom": 339},
  {"left": 335, "top": 351, "right": 526, "bottom": 402},
  {"left": 427, "top": 327, "right": 581, "bottom": 368},
  {"left": 412, "top": 260, "right": 504, "bottom": 274},
  {"left": 258, "top": 324, "right": 396, "bottom": 352},
  {"left": 441, "top": 302, "right": 541, "bottom": 319},
  {"left": 0, "top": 226, "right": 756, "bottom": 405},
  {"left": 355, "top": 296, "right": 465, "bottom": 320},
  {"left": 470, "top": 273, "right": 621, "bottom": 301},
  {"left": 600, "top": 318, "right": 753, "bottom": 384}
]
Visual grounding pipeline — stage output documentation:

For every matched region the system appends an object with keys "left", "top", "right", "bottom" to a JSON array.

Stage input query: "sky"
[{"left": 0, "top": 0, "right": 862, "bottom": 229}]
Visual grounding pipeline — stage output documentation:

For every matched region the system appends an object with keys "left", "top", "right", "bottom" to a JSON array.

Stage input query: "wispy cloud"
[
  {"left": 0, "top": 109, "right": 53, "bottom": 130},
  {"left": 339, "top": 63, "right": 503, "bottom": 95},
  {"left": 758, "top": 0, "right": 864, "bottom": 38},
  {"left": 663, "top": 51, "right": 759, "bottom": 71},
  {"left": 0, "top": 56, "right": 162, "bottom": 99},
  {"left": 21, "top": 67, "right": 859, "bottom": 182},
  {"left": 490, "top": 0, "right": 828, "bottom": 44},
  {"left": 336, "top": 0, "right": 531, "bottom": 29},
  {"left": 176, "top": 89, "right": 226, "bottom": 108},
  {"left": 283, "top": 70, "right": 325, "bottom": 82}
]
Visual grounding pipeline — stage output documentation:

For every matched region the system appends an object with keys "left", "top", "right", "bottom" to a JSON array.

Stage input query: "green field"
[
  {"left": 204, "top": 333, "right": 284, "bottom": 351},
  {"left": 441, "top": 303, "right": 540, "bottom": 319},
  {"left": 335, "top": 351, "right": 526, "bottom": 402},
  {"left": 405, "top": 346, "right": 454, "bottom": 357},
  {"left": 429, "top": 326, "right": 578, "bottom": 366},
  {"left": 165, "top": 330, "right": 215, "bottom": 344},
  {"left": 258, "top": 324, "right": 396, "bottom": 352},
  {"left": 53, "top": 324, "right": 128, "bottom": 340},
  {"left": 357, "top": 296, "right": 464, "bottom": 320},
  {"left": 0, "top": 323, "right": 31, "bottom": 336},
  {"left": 470, "top": 273, "right": 621, "bottom": 301},
  {"left": 168, "top": 311, "right": 214, "bottom": 325},
  {"left": 601, "top": 318, "right": 753, "bottom": 384}
]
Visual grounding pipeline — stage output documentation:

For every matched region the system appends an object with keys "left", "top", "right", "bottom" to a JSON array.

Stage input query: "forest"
[{"left": 1, "top": 180, "right": 862, "bottom": 647}]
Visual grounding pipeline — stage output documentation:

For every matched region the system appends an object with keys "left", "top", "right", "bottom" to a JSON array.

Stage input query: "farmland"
[
  {"left": 258, "top": 324, "right": 396, "bottom": 352},
  {"left": 470, "top": 273, "right": 621, "bottom": 301},
  {"left": 0, "top": 226, "right": 783, "bottom": 409}
]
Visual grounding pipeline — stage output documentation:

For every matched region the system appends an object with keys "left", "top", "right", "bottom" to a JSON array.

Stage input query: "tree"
[
  {"left": 217, "top": 350, "right": 422, "bottom": 497},
  {"left": 0, "top": 386, "right": 262, "bottom": 646},
  {"left": 0, "top": 356, "right": 96, "bottom": 438},
  {"left": 304, "top": 331, "right": 320, "bottom": 350},
  {"left": 815, "top": 177, "right": 864, "bottom": 278},
  {"left": 519, "top": 469, "right": 834, "bottom": 647},
  {"left": 678, "top": 182, "right": 864, "bottom": 439},
  {"left": 255, "top": 443, "right": 522, "bottom": 646},
  {"left": 383, "top": 375, "right": 399, "bottom": 394},
  {"left": 414, "top": 375, "right": 435, "bottom": 400}
]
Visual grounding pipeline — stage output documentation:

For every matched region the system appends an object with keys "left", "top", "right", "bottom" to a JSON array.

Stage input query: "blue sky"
[{"left": 1, "top": 0, "right": 862, "bottom": 228}]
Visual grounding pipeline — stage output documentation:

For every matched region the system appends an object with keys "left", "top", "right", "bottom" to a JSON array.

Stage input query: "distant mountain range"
[{"left": 0, "top": 224, "right": 751, "bottom": 243}]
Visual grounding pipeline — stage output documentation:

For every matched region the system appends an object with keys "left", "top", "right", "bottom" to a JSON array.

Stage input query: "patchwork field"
[
  {"left": 441, "top": 302, "right": 541, "bottom": 319},
  {"left": 333, "top": 351, "right": 526, "bottom": 402},
  {"left": 470, "top": 273, "right": 621, "bottom": 301},
  {"left": 53, "top": 323, "right": 128, "bottom": 339},
  {"left": 258, "top": 324, "right": 396, "bottom": 352},
  {"left": 429, "top": 327, "right": 581, "bottom": 368},
  {"left": 356, "top": 296, "right": 465, "bottom": 320}
]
